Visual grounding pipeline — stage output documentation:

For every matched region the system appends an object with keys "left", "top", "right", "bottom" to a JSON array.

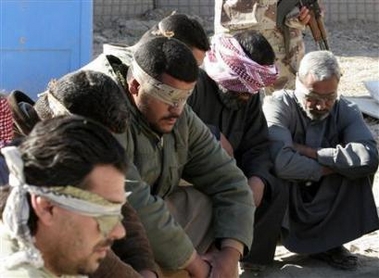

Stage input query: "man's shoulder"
[
  {"left": 81, "top": 54, "right": 128, "bottom": 83},
  {"left": 265, "top": 89, "right": 295, "bottom": 106},
  {"left": 333, "top": 96, "right": 363, "bottom": 120},
  {"left": 0, "top": 267, "right": 85, "bottom": 278},
  {"left": 337, "top": 95, "right": 360, "bottom": 110},
  {"left": 0, "top": 264, "right": 56, "bottom": 278},
  {"left": 0, "top": 226, "right": 51, "bottom": 278}
]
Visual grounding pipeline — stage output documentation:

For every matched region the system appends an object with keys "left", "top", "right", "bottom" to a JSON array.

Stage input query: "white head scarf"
[{"left": 1, "top": 146, "right": 129, "bottom": 270}]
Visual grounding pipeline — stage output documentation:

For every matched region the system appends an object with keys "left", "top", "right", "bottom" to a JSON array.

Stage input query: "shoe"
[{"left": 310, "top": 246, "right": 358, "bottom": 270}]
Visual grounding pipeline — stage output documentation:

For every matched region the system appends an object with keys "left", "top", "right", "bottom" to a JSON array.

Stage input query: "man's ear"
[
  {"left": 128, "top": 78, "right": 140, "bottom": 95},
  {"left": 30, "top": 195, "right": 54, "bottom": 225}
]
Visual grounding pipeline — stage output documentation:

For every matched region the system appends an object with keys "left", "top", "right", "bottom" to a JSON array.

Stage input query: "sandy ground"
[{"left": 94, "top": 16, "right": 379, "bottom": 278}]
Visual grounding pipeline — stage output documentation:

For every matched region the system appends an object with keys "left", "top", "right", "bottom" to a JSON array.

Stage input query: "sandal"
[{"left": 310, "top": 246, "right": 358, "bottom": 270}]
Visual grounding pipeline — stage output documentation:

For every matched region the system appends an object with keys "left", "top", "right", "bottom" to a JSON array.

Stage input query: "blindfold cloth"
[
  {"left": 128, "top": 60, "right": 193, "bottom": 108},
  {"left": 0, "top": 146, "right": 129, "bottom": 270},
  {"left": 204, "top": 33, "right": 278, "bottom": 94},
  {"left": 36, "top": 90, "right": 72, "bottom": 117}
]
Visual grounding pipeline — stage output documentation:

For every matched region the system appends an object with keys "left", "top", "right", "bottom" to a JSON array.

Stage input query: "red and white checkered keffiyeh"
[
  {"left": 204, "top": 33, "right": 278, "bottom": 94},
  {"left": 0, "top": 97, "right": 13, "bottom": 148}
]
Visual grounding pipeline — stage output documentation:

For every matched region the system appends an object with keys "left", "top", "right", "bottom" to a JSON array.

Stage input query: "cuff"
[
  {"left": 221, "top": 239, "right": 244, "bottom": 258},
  {"left": 316, "top": 147, "right": 335, "bottom": 166}
]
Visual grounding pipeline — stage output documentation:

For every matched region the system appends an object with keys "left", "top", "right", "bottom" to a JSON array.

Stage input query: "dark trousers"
[{"left": 242, "top": 178, "right": 288, "bottom": 265}]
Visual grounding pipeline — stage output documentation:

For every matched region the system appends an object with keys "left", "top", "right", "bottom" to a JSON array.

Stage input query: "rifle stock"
[{"left": 301, "top": 0, "right": 330, "bottom": 50}]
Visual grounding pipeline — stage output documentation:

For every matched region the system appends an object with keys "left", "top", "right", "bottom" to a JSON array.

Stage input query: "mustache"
[
  {"left": 162, "top": 114, "right": 180, "bottom": 120},
  {"left": 309, "top": 109, "right": 328, "bottom": 113},
  {"left": 95, "top": 238, "right": 114, "bottom": 249}
]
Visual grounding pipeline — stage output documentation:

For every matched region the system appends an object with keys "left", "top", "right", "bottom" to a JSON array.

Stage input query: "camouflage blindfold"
[{"left": 128, "top": 60, "right": 193, "bottom": 108}]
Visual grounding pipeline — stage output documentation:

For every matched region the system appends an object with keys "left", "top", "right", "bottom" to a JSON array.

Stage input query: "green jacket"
[{"left": 84, "top": 54, "right": 255, "bottom": 269}]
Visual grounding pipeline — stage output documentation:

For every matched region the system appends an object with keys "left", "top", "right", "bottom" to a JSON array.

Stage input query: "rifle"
[
  {"left": 300, "top": 0, "right": 330, "bottom": 50},
  {"left": 277, "top": 0, "right": 330, "bottom": 53}
]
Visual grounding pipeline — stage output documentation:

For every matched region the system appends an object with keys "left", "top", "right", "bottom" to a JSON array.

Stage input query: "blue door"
[{"left": 0, "top": 0, "right": 93, "bottom": 99}]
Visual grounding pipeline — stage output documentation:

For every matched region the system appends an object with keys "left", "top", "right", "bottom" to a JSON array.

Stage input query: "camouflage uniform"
[{"left": 215, "top": 0, "right": 305, "bottom": 94}]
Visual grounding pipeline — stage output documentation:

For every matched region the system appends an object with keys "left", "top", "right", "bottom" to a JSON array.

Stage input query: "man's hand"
[
  {"left": 293, "top": 143, "right": 335, "bottom": 176},
  {"left": 220, "top": 132, "right": 234, "bottom": 157},
  {"left": 293, "top": 143, "right": 317, "bottom": 159},
  {"left": 248, "top": 176, "right": 265, "bottom": 207},
  {"left": 298, "top": 6, "right": 311, "bottom": 25},
  {"left": 203, "top": 247, "right": 240, "bottom": 278},
  {"left": 139, "top": 270, "right": 158, "bottom": 278},
  {"left": 185, "top": 252, "right": 211, "bottom": 278}
]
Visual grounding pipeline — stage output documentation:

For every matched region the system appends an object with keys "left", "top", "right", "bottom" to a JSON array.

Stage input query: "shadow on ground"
[{"left": 240, "top": 252, "right": 379, "bottom": 278}]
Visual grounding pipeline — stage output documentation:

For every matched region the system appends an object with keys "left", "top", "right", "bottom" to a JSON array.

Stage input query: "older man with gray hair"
[{"left": 263, "top": 50, "right": 379, "bottom": 270}]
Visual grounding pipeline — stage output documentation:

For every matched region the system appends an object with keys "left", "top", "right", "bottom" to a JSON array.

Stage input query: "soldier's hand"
[{"left": 298, "top": 6, "right": 311, "bottom": 25}]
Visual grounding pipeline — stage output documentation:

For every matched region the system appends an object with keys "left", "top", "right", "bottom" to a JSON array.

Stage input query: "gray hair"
[{"left": 298, "top": 51, "right": 341, "bottom": 82}]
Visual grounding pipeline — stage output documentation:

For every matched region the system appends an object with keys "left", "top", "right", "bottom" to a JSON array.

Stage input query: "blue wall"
[{"left": 0, "top": 0, "right": 93, "bottom": 99}]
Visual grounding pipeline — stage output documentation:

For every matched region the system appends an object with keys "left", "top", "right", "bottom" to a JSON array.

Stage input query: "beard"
[
  {"left": 298, "top": 96, "right": 330, "bottom": 121},
  {"left": 304, "top": 108, "right": 330, "bottom": 121}
]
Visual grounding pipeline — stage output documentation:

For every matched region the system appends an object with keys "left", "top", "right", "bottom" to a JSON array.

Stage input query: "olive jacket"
[{"left": 84, "top": 54, "right": 255, "bottom": 269}]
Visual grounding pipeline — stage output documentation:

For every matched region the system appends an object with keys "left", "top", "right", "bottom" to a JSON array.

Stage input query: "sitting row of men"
[{"left": 0, "top": 13, "right": 378, "bottom": 278}]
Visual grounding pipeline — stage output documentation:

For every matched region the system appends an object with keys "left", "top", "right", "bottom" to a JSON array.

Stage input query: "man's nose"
[
  {"left": 315, "top": 99, "right": 327, "bottom": 110},
  {"left": 109, "top": 222, "right": 126, "bottom": 240},
  {"left": 168, "top": 104, "right": 183, "bottom": 114}
]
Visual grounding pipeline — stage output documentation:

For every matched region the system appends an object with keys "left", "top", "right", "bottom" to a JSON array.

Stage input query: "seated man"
[
  {"left": 263, "top": 50, "right": 379, "bottom": 270},
  {"left": 0, "top": 116, "right": 138, "bottom": 277},
  {"left": 9, "top": 70, "right": 158, "bottom": 278},
  {"left": 214, "top": 0, "right": 311, "bottom": 93},
  {"left": 83, "top": 36, "right": 255, "bottom": 277},
  {"left": 187, "top": 30, "right": 287, "bottom": 272}
]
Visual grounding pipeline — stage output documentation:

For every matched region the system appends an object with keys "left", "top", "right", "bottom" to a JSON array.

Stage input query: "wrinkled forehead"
[{"left": 296, "top": 75, "right": 339, "bottom": 96}]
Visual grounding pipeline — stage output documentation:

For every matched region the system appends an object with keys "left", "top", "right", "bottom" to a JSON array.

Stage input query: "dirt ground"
[{"left": 94, "top": 16, "right": 379, "bottom": 278}]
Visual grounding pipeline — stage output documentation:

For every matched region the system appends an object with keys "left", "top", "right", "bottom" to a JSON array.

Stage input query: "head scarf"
[
  {"left": 204, "top": 33, "right": 278, "bottom": 94},
  {"left": 0, "top": 146, "right": 129, "bottom": 270},
  {"left": 0, "top": 97, "right": 13, "bottom": 148}
]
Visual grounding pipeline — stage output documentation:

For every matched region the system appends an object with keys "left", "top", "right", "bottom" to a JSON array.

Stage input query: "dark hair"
[
  {"left": 233, "top": 30, "right": 276, "bottom": 65},
  {"left": 134, "top": 36, "right": 199, "bottom": 83},
  {"left": 0, "top": 116, "right": 128, "bottom": 229},
  {"left": 35, "top": 70, "right": 129, "bottom": 133},
  {"left": 21, "top": 115, "right": 127, "bottom": 187},
  {"left": 138, "top": 13, "right": 210, "bottom": 52}
]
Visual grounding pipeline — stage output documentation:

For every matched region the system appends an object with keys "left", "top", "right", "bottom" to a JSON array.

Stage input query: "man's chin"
[
  {"left": 308, "top": 111, "right": 329, "bottom": 121},
  {"left": 160, "top": 128, "right": 174, "bottom": 134},
  {"left": 153, "top": 123, "right": 175, "bottom": 134},
  {"left": 78, "top": 256, "right": 106, "bottom": 276}
]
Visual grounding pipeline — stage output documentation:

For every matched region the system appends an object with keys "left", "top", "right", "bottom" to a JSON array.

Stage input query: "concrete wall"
[
  {"left": 94, "top": 0, "right": 154, "bottom": 18},
  {"left": 325, "top": 0, "right": 378, "bottom": 22},
  {"left": 94, "top": 0, "right": 379, "bottom": 23}
]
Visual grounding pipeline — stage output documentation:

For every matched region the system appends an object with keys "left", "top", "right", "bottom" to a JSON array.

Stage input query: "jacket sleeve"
[
  {"left": 316, "top": 100, "right": 379, "bottom": 178},
  {"left": 182, "top": 107, "right": 255, "bottom": 253},
  {"left": 235, "top": 94, "right": 275, "bottom": 184},
  {"left": 263, "top": 94, "right": 324, "bottom": 182},
  {"left": 124, "top": 162, "right": 195, "bottom": 270},
  {"left": 111, "top": 202, "right": 158, "bottom": 273},
  {"left": 90, "top": 250, "right": 142, "bottom": 278}
]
